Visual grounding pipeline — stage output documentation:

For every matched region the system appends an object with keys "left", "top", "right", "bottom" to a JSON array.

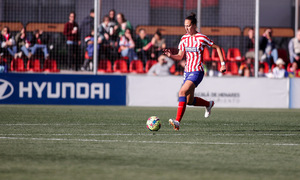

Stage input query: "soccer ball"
[{"left": 146, "top": 116, "right": 161, "bottom": 131}]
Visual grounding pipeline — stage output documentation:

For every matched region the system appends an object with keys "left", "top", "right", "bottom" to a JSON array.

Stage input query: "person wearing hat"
[{"left": 272, "top": 58, "right": 288, "bottom": 78}]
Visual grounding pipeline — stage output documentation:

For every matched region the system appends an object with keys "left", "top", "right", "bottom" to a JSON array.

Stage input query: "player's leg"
[
  {"left": 192, "top": 97, "right": 214, "bottom": 118},
  {"left": 169, "top": 80, "right": 194, "bottom": 130},
  {"left": 186, "top": 71, "right": 214, "bottom": 118},
  {"left": 190, "top": 97, "right": 210, "bottom": 107},
  {"left": 176, "top": 80, "right": 195, "bottom": 122}
]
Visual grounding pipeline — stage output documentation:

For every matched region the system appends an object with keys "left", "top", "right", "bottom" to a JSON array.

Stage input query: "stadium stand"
[
  {"left": 145, "top": 59, "right": 158, "bottom": 73},
  {"left": 169, "top": 64, "right": 176, "bottom": 74},
  {"left": 26, "top": 23, "right": 64, "bottom": 33},
  {"left": 243, "top": 27, "right": 294, "bottom": 38},
  {"left": 43, "top": 59, "right": 60, "bottom": 72},
  {"left": 0, "top": 20, "right": 295, "bottom": 76},
  {"left": 227, "top": 48, "right": 243, "bottom": 62},
  {"left": 98, "top": 59, "right": 112, "bottom": 73},
  {"left": 129, "top": 60, "right": 144, "bottom": 74},
  {"left": 0, "top": 22, "right": 23, "bottom": 32},
  {"left": 211, "top": 48, "right": 226, "bottom": 62},
  {"left": 135, "top": 26, "right": 241, "bottom": 37},
  {"left": 202, "top": 47, "right": 211, "bottom": 63},
  {"left": 27, "top": 59, "right": 42, "bottom": 72},
  {"left": 113, "top": 59, "right": 128, "bottom": 73},
  {"left": 10, "top": 58, "right": 25, "bottom": 72}
]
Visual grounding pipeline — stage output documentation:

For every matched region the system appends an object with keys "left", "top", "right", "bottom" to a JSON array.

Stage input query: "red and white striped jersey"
[{"left": 178, "top": 33, "right": 214, "bottom": 72}]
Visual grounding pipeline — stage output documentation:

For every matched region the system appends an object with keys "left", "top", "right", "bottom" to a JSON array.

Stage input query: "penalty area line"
[{"left": 0, "top": 137, "right": 299, "bottom": 146}]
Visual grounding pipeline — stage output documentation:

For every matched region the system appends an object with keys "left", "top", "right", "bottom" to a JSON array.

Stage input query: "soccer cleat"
[
  {"left": 169, "top": 119, "right": 180, "bottom": 131},
  {"left": 204, "top": 101, "right": 214, "bottom": 118}
]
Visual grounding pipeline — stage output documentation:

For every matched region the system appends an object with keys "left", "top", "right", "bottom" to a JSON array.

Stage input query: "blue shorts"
[{"left": 182, "top": 71, "right": 204, "bottom": 87}]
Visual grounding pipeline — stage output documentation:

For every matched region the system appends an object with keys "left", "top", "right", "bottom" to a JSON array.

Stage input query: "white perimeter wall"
[
  {"left": 290, "top": 78, "right": 300, "bottom": 109},
  {"left": 127, "top": 75, "right": 300, "bottom": 109}
]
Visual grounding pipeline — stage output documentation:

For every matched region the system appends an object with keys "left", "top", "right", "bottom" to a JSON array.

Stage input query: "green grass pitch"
[{"left": 0, "top": 105, "right": 300, "bottom": 180}]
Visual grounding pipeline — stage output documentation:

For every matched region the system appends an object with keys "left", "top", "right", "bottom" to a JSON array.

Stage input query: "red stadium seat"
[
  {"left": 211, "top": 48, "right": 226, "bottom": 62},
  {"left": 0, "top": 57, "right": 7, "bottom": 63},
  {"left": 44, "top": 59, "right": 60, "bottom": 72},
  {"left": 296, "top": 69, "right": 300, "bottom": 77},
  {"left": 10, "top": 58, "right": 26, "bottom": 72},
  {"left": 98, "top": 59, "right": 112, "bottom": 73},
  {"left": 145, "top": 60, "right": 158, "bottom": 73},
  {"left": 169, "top": 64, "right": 176, "bottom": 74},
  {"left": 113, "top": 59, "right": 128, "bottom": 73},
  {"left": 225, "top": 62, "right": 239, "bottom": 75},
  {"left": 287, "top": 63, "right": 293, "bottom": 72},
  {"left": 202, "top": 47, "right": 211, "bottom": 63},
  {"left": 260, "top": 62, "right": 269, "bottom": 73},
  {"left": 85, "top": 51, "right": 92, "bottom": 60},
  {"left": 27, "top": 59, "right": 42, "bottom": 72},
  {"left": 277, "top": 48, "right": 289, "bottom": 64},
  {"left": 129, "top": 60, "right": 144, "bottom": 73},
  {"left": 227, "top": 48, "right": 243, "bottom": 62}
]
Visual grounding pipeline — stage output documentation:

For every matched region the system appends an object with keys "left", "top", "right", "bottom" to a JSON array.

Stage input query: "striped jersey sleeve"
[{"left": 178, "top": 33, "right": 215, "bottom": 72}]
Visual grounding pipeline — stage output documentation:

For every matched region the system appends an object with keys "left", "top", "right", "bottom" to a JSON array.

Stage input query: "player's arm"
[
  {"left": 163, "top": 49, "right": 185, "bottom": 61},
  {"left": 212, "top": 44, "right": 226, "bottom": 73}
]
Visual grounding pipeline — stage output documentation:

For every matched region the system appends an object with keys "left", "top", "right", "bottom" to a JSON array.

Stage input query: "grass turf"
[{"left": 0, "top": 105, "right": 300, "bottom": 180}]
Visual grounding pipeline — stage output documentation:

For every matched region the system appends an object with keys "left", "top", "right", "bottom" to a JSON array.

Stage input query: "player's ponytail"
[{"left": 185, "top": 13, "right": 197, "bottom": 25}]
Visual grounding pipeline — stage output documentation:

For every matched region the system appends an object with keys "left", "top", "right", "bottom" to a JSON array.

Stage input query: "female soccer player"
[{"left": 164, "top": 13, "right": 226, "bottom": 131}]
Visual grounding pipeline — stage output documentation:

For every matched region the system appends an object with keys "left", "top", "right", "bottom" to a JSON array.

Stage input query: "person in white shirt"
[
  {"left": 147, "top": 55, "right": 174, "bottom": 76},
  {"left": 272, "top": 58, "right": 287, "bottom": 78}
]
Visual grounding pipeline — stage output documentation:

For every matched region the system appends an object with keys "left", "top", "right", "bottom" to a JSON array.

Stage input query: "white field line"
[
  {"left": 0, "top": 133, "right": 299, "bottom": 137},
  {"left": 0, "top": 123, "right": 258, "bottom": 126},
  {"left": 0, "top": 136, "right": 299, "bottom": 146},
  {"left": 0, "top": 123, "right": 138, "bottom": 126}
]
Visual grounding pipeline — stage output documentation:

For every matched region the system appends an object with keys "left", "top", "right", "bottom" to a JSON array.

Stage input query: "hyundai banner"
[{"left": 0, "top": 73, "right": 126, "bottom": 105}]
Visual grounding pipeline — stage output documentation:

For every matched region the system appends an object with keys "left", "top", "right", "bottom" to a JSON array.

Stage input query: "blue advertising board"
[{"left": 0, "top": 73, "right": 126, "bottom": 105}]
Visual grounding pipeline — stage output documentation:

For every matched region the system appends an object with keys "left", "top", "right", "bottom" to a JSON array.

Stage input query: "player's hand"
[
  {"left": 163, "top": 49, "right": 171, "bottom": 58},
  {"left": 220, "top": 65, "right": 226, "bottom": 73}
]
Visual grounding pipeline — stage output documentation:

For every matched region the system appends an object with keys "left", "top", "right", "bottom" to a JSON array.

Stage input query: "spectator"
[
  {"left": 288, "top": 29, "right": 300, "bottom": 74},
  {"left": 98, "top": 15, "right": 113, "bottom": 59},
  {"left": 0, "top": 56, "right": 8, "bottom": 73},
  {"left": 15, "top": 27, "right": 32, "bottom": 59},
  {"left": 29, "top": 29, "right": 49, "bottom": 59},
  {"left": 258, "top": 63, "right": 266, "bottom": 77},
  {"left": 240, "top": 66, "right": 251, "bottom": 77},
  {"left": 79, "top": 9, "right": 94, "bottom": 64},
  {"left": 135, "top": 28, "right": 154, "bottom": 63},
  {"left": 245, "top": 28, "right": 255, "bottom": 59},
  {"left": 272, "top": 58, "right": 288, "bottom": 78},
  {"left": 115, "top": 13, "right": 132, "bottom": 37},
  {"left": 0, "top": 26, "right": 17, "bottom": 58},
  {"left": 174, "top": 59, "right": 186, "bottom": 76},
  {"left": 260, "top": 28, "right": 278, "bottom": 70},
  {"left": 98, "top": 16, "right": 111, "bottom": 45},
  {"left": 208, "top": 61, "right": 222, "bottom": 77},
  {"left": 98, "top": 15, "right": 118, "bottom": 60},
  {"left": 81, "top": 29, "right": 100, "bottom": 71},
  {"left": 119, "top": 28, "right": 138, "bottom": 63},
  {"left": 151, "top": 29, "right": 166, "bottom": 59},
  {"left": 108, "top": 9, "right": 117, "bottom": 29},
  {"left": 63, "top": 12, "right": 80, "bottom": 70},
  {"left": 238, "top": 57, "right": 254, "bottom": 76},
  {"left": 147, "top": 54, "right": 174, "bottom": 76},
  {"left": 79, "top": 9, "right": 94, "bottom": 46},
  {"left": 108, "top": 9, "right": 118, "bottom": 49}
]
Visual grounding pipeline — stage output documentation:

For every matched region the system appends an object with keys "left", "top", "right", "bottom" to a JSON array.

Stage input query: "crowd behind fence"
[{"left": 0, "top": 0, "right": 299, "bottom": 78}]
